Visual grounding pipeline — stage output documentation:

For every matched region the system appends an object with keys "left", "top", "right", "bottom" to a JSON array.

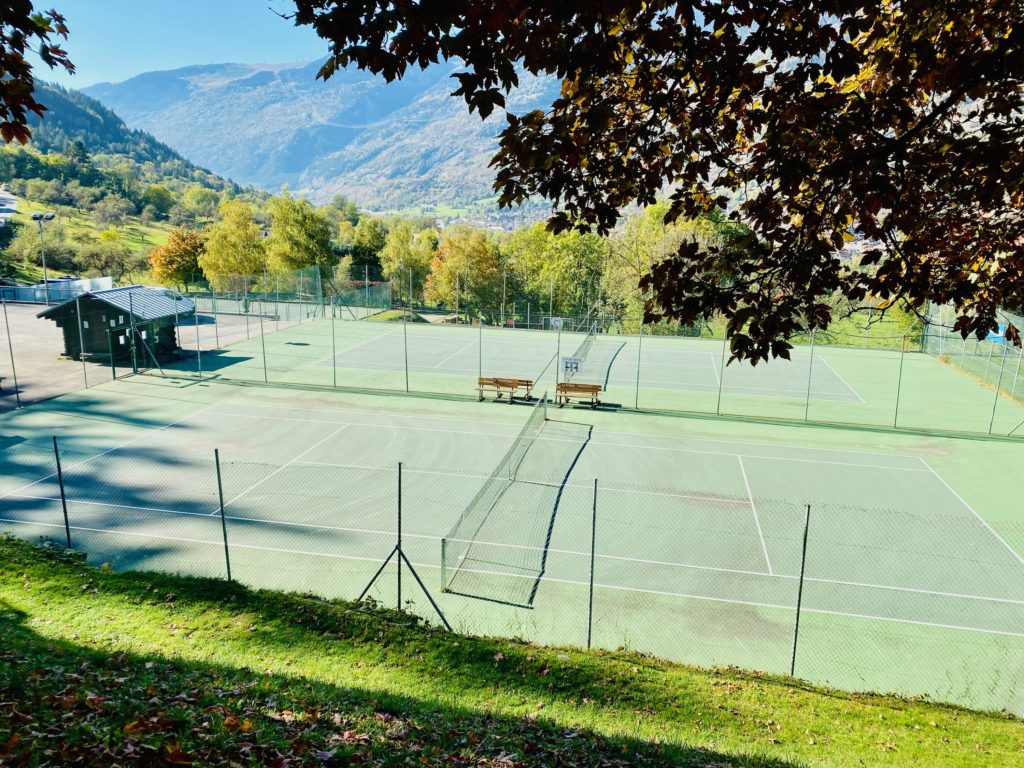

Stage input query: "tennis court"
[
  {"left": 150, "top": 310, "right": 1024, "bottom": 438},
  {"left": 1, "top": 375, "right": 1022, "bottom": 714}
]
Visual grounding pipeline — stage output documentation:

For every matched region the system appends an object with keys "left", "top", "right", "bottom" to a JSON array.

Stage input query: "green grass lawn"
[
  {"left": 1, "top": 536, "right": 1020, "bottom": 767},
  {"left": 13, "top": 198, "right": 172, "bottom": 255}
]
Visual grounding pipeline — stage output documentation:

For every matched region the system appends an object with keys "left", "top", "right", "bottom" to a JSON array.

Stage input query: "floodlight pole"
[{"left": 32, "top": 212, "right": 55, "bottom": 305}]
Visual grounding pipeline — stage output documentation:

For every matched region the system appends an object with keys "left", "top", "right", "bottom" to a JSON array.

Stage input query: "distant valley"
[{"left": 84, "top": 61, "right": 560, "bottom": 221}]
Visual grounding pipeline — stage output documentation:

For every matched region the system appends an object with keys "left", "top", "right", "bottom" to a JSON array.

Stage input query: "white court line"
[
  {"left": 707, "top": 351, "right": 721, "bottom": 385},
  {"left": 0, "top": 402, "right": 222, "bottom": 502},
  {"left": 813, "top": 354, "right": 867, "bottom": 403},
  {"left": 226, "top": 398, "right": 924, "bottom": 465},
  {"left": 917, "top": 457, "right": 1024, "bottom": 568},
  {"left": 207, "top": 409, "right": 929, "bottom": 475},
  {"left": 313, "top": 327, "right": 398, "bottom": 365},
  {"left": 6, "top": 513, "right": 1023, "bottom": 639},
  {"left": 434, "top": 338, "right": 478, "bottom": 368},
  {"left": 738, "top": 455, "right": 773, "bottom": 574},
  {"left": 212, "top": 424, "right": 350, "bottom": 515}
]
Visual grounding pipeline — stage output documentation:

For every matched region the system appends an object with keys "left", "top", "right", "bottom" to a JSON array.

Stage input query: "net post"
[
  {"left": 587, "top": 477, "right": 598, "bottom": 650},
  {"left": 988, "top": 343, "right": 1009, "bottom": 434},
  {"left": 893, "top": 332, "right": 907, "bottom": 428},
  {"left": 52, "top": 435, "right": 71, "bottom": 548},
  {"left": 214, "top": 449, "right": 232, "bottom": 582},
  {"left": 2, "top": 298, "right": 22, "bottom": 408},
  {"left": 791, "top": 503, "right": 812, "bottom": 677},
  {"left": 397, "top": 462, "right": 403, "bottom": 612}
]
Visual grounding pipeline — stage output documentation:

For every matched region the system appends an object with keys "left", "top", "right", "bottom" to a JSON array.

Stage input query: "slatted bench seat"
[
  {"left": 478, "top": 377, "right": 534, "bottom": 403},
  {"left": 556, "top": 381, "right": 602, "bottom": 408}
]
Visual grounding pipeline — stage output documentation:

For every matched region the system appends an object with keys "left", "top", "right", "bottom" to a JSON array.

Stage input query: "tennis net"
[
  {"left": 565, "top": 322, "right": 597, "bottom": 381},
  {"left": 441, "top": 394, "right": 548, "bottom": 589}
]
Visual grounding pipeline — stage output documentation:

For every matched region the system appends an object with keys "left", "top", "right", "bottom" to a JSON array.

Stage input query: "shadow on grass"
[{"left": 0, "top": 540, "right": 798, "bottom": 767}]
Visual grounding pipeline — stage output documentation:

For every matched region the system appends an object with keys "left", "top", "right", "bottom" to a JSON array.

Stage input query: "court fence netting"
[
  {"left": 6, "top": 262, "right": 1024, "bottom": 437},
  {"left": 1, "top": 433, "right": 1022, "bottom": 716}
]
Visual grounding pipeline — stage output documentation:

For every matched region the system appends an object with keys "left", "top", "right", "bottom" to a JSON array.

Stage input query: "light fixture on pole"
[{"left": 31, "top": 212, "right": 56, "bottom": 305}]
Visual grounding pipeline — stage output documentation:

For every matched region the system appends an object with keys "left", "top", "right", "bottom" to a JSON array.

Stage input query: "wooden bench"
[
  {"left": 478, "top": 377, "right": 534, "bottom": 403},
  {"left": 556, "top": 381, "right": 602, "bottom": 408}
]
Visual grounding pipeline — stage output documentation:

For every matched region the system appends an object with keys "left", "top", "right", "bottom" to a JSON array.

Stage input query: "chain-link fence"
[{"left": 2, "top": 436, "right": 1021, "bottom": 715}]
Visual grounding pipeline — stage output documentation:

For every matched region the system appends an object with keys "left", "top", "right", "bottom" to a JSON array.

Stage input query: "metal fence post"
[
  {"left": 478, "top": 319, "right": 483, "bottom": 380},
  {"left": 397, "top": 462, "right": 403, "bottom": 612},
  {"left": 331, "top": 299, "right": 338, "bottom": 388},
  {"left": 212, "top": 285, "right": 220, "bottom": 347},
  {"left": 258, "top": 303, "right": 268, "bottom": 383},
  {"left": 790, "top": 503, "right": 812, "bottom": 677},
  {"left": 214, "top": 449, "right": 232, "bottom": 582},
  {"left": 716, "top": 333, "right": 728, "bottom": 415},
  {"left": 194, "top": 310, "right": 203, "bottom": 380},
  {"left": 403, "top": 312, "right": 410, "bottom": 393},
  {"left": 106, "top": 329, "right": 116, "bottom": 381},
  {"left": 75, "top": 296, "right": 88, "bottom": 388},
  {"left": 989, "top": 344, "right": 1009, "bottom": 434},
  {"left": 893, "top": 333, "right": 907, "bottom": 428},
  {"left": 635, "top": 321, "right": 644, "bottom": 409},
  {"left": 2, "top": 298, "right": 22, "bottom": 408},
  {"left": 587, "top": 478, "right": 598, "bottom": 650},
  {"left": 52, "top": 435, "right": 71, "bottom": 548},
  {"left": 803, "top": 328, "right": 816, "bottom": 422}
]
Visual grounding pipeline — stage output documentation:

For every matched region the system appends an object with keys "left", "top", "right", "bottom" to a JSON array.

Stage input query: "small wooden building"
[{"left": 37, "top": 285, "right": 195, "bottom": 364}]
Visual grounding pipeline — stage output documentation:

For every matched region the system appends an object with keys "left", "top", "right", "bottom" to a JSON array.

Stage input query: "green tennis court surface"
[
  {"left": 155, "top": 313, "right": 1024, "bottom": 438},
  {"left": 1, "top": 374, "right": 1022, "bottom": 714}
]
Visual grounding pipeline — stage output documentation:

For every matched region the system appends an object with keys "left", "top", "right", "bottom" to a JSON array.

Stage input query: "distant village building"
[{"left": 37, "top": 285, "right": 195, "bottom": 365}]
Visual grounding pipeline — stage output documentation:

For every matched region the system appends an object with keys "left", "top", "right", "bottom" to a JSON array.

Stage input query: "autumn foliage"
[{"left": 292, "top": 1, "right": 1024, "bottom": 361}]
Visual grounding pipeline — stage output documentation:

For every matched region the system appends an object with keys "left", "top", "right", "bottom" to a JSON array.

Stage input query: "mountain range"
[{"left": 83, "top": 61, "right": 560, "bottom": 217}]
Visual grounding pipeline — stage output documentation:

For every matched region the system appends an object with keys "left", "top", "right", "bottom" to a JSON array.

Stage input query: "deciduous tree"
[
  {"left": 293, "top": 0, "right": 1024, "bottom": 361},
  {"left": 0, "top": 4, "right": 72, "bottom": 144},
  {"left": 150, "top": 227, "right": 205, "bottom": 291},
  {"left": 199, "top": 200, "right": 265, "bottom": 288},
  {"left": 264, "top": 194, "right": 335, "bottom": 273}
]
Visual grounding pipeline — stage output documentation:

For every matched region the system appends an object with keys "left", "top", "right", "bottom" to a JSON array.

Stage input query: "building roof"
[{"left": 37, "top": 285, "right": 196, "bottom": 322}]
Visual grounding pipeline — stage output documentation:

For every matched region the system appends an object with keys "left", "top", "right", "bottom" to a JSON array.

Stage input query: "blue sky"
[{"left": 33, "top": 0, "right": 328, "bottom": 88}]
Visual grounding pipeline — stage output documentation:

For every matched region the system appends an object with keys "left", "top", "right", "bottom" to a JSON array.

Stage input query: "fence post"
[
  {"left": 331, "top": 298, "right": 338, "bottom": 388},
  {"left": 478, "top": 319, "right": 483, "bottom": 380},
  {"left": 194, "top": 305, "right": 203, "bottom": 380},
  {"left": 988, "top": 344, "right": 1009, "bottom": 434},
  {"left": 214, "top": 449, "right": 231, "bottom": 582},
  {"left": 893, "top": 333, "right": 907, "bottom": 428},
  {"left": 587, "top": 478, "right": 598, "bottom": 650},
  {"left": 364, "top": 265, "right": 369, "bottom": 315},
  {"left": 403, "top": 312, "right": 410, "bottom": 393},
  {"left": 803, "top": 328, "right": 816, "bottom": 422},
  {"left": 75, "top": 296, "right": 88, "bottom": 389},
  {"left": 634, "top": 321, "right": 643, "bottom": 409},
  {"left": 2, "top": 298, "right": 22, "bottom": 408},
  {"left": 259, "top": 303, "right": 268, "bottom": 384},
  {"left": 397, "top": 462, "right": 403, "bottom": 612},
  {"left": 212, "top": 286, "right": 220, "bottom": 347},
  {"left": 716, "top": 333, "right": 728, "bottom": 415},
  {"left": 52, "top": 435, "right": 71, "bottom": 548},
  {"left": 790, "top": 504, "right": 812, "bottom": 677}
]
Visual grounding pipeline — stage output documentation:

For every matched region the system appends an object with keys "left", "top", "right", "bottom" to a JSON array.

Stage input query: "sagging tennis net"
[
  {"left": 565, "top": 322, "right": 598, "bottom": 381},
  {"left": 441, "top": 394, "right": 548, "bottom": 589}
]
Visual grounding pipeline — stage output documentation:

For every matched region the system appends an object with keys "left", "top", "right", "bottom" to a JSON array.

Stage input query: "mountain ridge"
[{"left": 83, "top": 61, "right": 560, "bottom": 216}]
